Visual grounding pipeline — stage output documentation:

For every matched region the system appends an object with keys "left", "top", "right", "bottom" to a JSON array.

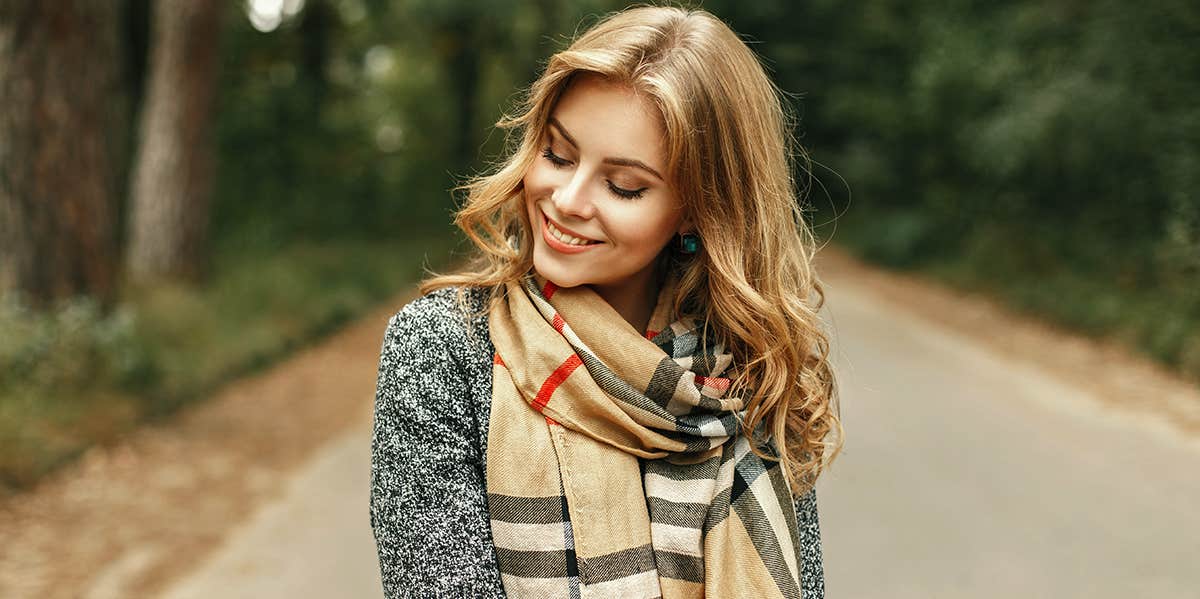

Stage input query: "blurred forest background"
[{"left": 0, "top": 0, "right": 1196, "bottom": 494}]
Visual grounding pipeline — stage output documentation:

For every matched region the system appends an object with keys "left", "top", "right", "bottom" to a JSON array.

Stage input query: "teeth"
[{"left": 547, "top": 219, "right": 596, "bottom": 246}]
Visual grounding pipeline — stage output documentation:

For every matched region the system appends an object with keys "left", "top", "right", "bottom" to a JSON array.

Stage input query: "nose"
[{"left": 551, "top": 169, "right": 596, "bottom": 220}]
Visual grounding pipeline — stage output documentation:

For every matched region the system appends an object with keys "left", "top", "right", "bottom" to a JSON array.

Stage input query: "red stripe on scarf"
[
  {"left": 542, "top": 280, "right": 559, "bottom": 300},
  {"left": 493, "top": 353, "right": 505, "bottom": 367},
  {"left": 551, "top": 313, "right": 566, "bottom": 333},
  {"left": 644, "top": 329, "right": 660, "bottom": 340},
  {"left": 533, "top": 354, "right": 582, "bottom": 412},
  {"left": 695, "top": 375, "right": 731, "bottom": 391}
]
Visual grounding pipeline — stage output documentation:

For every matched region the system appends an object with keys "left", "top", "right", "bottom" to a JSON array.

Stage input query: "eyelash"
[{"left": 540, "top": 147, "right": 647, "bottom": 200}]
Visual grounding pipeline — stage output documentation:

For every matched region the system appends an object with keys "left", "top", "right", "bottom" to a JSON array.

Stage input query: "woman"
[{"left": 370, "top": 5, "right": 842, "bottom": 598}]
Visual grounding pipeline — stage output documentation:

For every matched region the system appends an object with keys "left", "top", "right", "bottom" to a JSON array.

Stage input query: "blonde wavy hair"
[{"left": 420, "top": 3, "right": 842, "bottom": 494}]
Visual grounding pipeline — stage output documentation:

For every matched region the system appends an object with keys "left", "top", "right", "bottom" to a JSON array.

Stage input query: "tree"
[
  {"left": 126, "top": 0, "right": 222, "bottom": 283},
  {"left": 0, "top": 1, "right": 128, "bottom": 307}
]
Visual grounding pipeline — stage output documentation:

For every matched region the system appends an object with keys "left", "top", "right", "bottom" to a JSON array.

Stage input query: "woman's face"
[{"left": 523, "top": 74, "right": 688, "bottom": 298}]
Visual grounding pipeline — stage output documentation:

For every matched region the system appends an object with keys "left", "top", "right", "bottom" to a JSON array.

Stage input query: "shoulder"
[
  {"left": 389, "top": 285, "right": 492, "bottom": 334},
  {"left": 383, "top": 285, "right": 495, "bottom": 359}
]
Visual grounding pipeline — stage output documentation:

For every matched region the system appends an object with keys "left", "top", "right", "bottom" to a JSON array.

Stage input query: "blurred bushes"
[
  {"left": 727, "top": 0, "right": 1199, "bottom": 377},
  {"left": 209, "top": 0, "right": 618, "bottom": 250},
  {"left": 0, "top": 237, "right": 456, "bottom": 493},
  {"left": 211, "top": 2, "right": 415, "bottom": 248},
  {"left": 0, "top": 295, "right": 151, "bottom": 491},
  {"left": 0, "top": 297, "right": 156, "bottom": 399}
]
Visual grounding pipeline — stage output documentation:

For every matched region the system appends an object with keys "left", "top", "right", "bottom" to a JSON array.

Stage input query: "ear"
[{"left": 676, "top": 216, "right": 694, "bottom": 236}]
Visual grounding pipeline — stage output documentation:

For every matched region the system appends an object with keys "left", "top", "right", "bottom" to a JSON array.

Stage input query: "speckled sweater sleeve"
[
  {"left": 369, "top": 290, "right": 505, "bottom": 598},
  {"left": 796, "top": 486, "right": 825, "bottom": 598}
]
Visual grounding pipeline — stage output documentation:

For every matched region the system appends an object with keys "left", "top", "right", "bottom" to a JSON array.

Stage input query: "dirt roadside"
[{"left": 0, "top": 245, "right": 1195, "bottom": 598}]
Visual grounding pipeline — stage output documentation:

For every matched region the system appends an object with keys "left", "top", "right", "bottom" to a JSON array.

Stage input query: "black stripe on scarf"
[
  {"left": 646, "top": 496, "right": 709, "bottom": 529},
  {"left": 654, "top": 549, "right": 705, "bottom": 583},
  {"left": 643, "top": 453, "right": 722, "bottom": 481},
  {"left": 731, "top": 461, "right": 802, "bottom": 597},
  {"left": 487, "top": 494, "right": 563, "bottom": 524},
  {"left": 493, "top": 547, "right": 578, "bottom": 579},
  {"left": 577, "top": 544, "right": 657, "bottom": 585}
]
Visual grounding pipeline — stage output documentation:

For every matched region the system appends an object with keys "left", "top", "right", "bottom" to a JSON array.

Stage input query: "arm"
[
  {"left": 369, "top": 302, "right": 504, "bottom": 598},
  {"left": 795, "top": 487, "right": 825, "bottom": 599}
]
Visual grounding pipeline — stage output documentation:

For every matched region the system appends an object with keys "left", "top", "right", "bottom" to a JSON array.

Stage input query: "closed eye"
[
  {"left": 541, "top": 147, "right": 571, "bottom": 168},
  {"left": 543, "top": 147, "right": 647, "bottom": 200},
  {"left": 607, "top": 181, "right": 647, "bottom": 199}
]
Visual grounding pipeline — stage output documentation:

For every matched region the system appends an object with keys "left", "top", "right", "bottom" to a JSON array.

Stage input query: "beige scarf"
[{"left": 486, "top": 270, "right": 804, "bottom": 598}]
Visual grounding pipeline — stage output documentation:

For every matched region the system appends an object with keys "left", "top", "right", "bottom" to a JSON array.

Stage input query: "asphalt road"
[
  {"left": 816, "top": 279, "right": 1200, "bottom": 598},
  {"left": 158, "top": 275, "right": 1200, "bottom": 599}
]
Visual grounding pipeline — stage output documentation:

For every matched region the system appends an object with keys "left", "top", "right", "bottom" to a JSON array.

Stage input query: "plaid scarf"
[{"left": 485, "top": 271, "right": 805, "bottom": 598}]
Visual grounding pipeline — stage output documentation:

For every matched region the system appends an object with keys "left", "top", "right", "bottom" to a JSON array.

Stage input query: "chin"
[{"left": 531, "top": 249, "right": 587, "bottom": 289}]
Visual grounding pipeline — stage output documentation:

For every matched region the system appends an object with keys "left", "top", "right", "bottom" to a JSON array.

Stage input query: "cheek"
[
  {"left": 523, "top": 167, "right": 548, "bottom": 214},
  {"left": 523, "top": 160, "right": 555, "bottom": 196},
  {"left": 608, "top": 206, "right": 680, "bottom": 249}
]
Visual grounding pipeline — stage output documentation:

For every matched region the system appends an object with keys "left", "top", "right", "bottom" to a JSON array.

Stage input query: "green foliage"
[
  {"left": 127, "top": 235, "right": 458, "bottom": 413},
  {"left": 211, "top": 0, "right": 630, "bottom": 249},
  {"left": 0, "top": 297, "right": 156, "bottom": 398},
  {"left": 0, "top": 235, "right": 458, "bottom": 494},
  {"left": 718, "top": 0, "right": 1199, "bottom": 379},
  {"left": 0, "top": 296, "right": 155, "bottom": 492}
]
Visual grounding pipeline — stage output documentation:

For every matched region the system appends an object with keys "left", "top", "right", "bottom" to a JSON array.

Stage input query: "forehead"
[{"left": 549, "top": 74, "right": 667, "bottom": 166}]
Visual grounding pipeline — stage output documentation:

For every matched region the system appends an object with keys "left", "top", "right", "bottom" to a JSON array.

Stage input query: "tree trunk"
[
  {"left": 0, "top": 1, "right": 127, "bottom": 308},
  {"left": 126, "top": 0, "right": 221, "bottom": 283}
]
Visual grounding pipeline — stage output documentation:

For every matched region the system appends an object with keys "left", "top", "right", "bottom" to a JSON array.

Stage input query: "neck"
[{"left": 589, "top": 255, "right": 667, "bottom": 334}]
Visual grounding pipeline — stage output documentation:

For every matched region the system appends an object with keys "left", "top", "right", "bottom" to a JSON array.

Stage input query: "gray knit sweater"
[{"left": 369, "top": 286, "right": 825, "bottom": 598}]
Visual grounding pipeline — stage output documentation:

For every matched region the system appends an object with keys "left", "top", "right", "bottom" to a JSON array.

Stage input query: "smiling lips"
[{"left": 541, "top": 210, "right": 602, "bottom": 253}]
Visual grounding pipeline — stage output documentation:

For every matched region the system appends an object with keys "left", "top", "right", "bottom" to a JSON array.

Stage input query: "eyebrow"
[{"left": 548, "top": 117, "right": 664, "bottom": 182}]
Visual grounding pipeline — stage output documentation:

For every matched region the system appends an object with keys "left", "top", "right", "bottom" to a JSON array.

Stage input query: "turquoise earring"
[{"left": 679, "top": 232, "right": 701, "bottom": 254}]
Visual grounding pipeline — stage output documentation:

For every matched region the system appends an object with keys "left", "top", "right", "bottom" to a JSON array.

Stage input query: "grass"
[{"left": 0, "top": 233, "right": 462, "bottom": 496}]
